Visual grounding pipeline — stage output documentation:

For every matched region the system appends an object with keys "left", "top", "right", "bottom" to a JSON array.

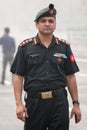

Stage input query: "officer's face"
[{"left": 36, "top": 17, "right": 56, "bottom": 35}]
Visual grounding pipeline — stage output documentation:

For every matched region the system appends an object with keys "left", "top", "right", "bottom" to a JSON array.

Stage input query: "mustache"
[{"left": 43, "top": 27, "right": 52, "bottom": 29}]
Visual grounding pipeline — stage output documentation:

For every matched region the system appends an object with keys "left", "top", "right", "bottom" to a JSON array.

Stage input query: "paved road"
[
  {"left": 0, "top": 45, "right": 87, "bottom": 130},
  {"left": 0, "top": 85, "right": 24, "bottom": 130}
]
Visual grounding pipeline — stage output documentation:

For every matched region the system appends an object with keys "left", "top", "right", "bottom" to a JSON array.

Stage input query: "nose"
[{"left": 45, "top": 20, "right": 50, "bottom": 26}]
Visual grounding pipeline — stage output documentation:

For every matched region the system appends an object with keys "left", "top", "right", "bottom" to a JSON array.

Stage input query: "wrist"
[
  {"left": 73, "top": 100, "right": 80, "bottom": 105},
  {"left": 16, "top": 101, "right": 23, "bottom": 106}
]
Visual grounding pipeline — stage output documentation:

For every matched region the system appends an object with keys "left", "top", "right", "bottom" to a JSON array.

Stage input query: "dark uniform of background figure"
[
  {"left": 10, "top": 4, "right": 81, "bottom": 130},
  {"left": 0, "top": 27, "right": 16, "bottom": 84}
]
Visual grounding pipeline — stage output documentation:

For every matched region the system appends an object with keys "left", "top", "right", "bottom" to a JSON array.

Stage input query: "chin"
[
  {"left": 43, "top": 31, "right": 53, "bottom": 35},
  {"left": 43, "top": 33, "right": 52, "bottom": 35}
]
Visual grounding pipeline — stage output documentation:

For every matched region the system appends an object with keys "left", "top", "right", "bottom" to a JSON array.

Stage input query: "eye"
[
  {"left": 40, "top": 19, "right": 46, "bottom": 23},
  {"left": 39, "top": 18, "right": 55, "bottom": 24},
  {"left": 48, "top": 19, "right": 55, "bottom": 23}
]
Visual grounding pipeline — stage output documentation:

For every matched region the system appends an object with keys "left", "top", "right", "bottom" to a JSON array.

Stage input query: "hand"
[
  {"left": 70, "top": 104, "right": 81, "bottom": 123},
  {"left": 16, "top": 103, "right": 29, "bottom": 122}
]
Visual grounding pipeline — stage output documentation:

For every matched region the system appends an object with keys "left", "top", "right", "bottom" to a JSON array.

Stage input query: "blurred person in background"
[
  {"left": 10, "top": 4, "right": 81, "bottom": 130},
  {"left": 0, "top": 27, "right": 16, "bottom": 85}
]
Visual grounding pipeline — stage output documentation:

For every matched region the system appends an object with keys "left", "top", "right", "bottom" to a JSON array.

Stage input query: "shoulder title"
[
  {"left": 19, "top": 38, "right": 33, "bottom": 46},
  {"left": 58, "top": 38, "right": 70, "bottom": 46},
  {"left": 19, "top": 37, "right": 38, "bottom": 46}
]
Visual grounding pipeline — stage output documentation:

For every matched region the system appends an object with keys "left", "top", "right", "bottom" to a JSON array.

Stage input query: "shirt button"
[
  {"left": 46, "top": 60, "right": 49, "bottom": 63},
  {"left": 46, "top": 72, "right": 48, "bottom": 74}
]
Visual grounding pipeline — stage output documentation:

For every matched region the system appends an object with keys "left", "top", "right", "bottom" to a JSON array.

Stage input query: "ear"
[{"left": 35, "top": 22, "right": 38, "bottom": 29}]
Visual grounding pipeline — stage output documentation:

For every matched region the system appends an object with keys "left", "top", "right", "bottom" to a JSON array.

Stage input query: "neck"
[
  {"left": 38, "top": 33, "right": 53, "bottom": 48},
  {"left": 4, "top": 33, "right": 8, "bottom": 36}
]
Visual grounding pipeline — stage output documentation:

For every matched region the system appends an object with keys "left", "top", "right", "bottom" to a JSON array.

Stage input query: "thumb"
[
  {"left": 22, "top": 107, "right": 28, "bottom": 121},
  {"left": 70, "top": 110, "right": 74, "bottom": 119},
  {"left": 25, "top": 108, "right": 29, "bottom": 118}
]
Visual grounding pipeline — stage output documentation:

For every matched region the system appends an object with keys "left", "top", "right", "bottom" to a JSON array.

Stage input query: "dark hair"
[{"left": 4, "top": 27, "right": 10, "bottom": 33}]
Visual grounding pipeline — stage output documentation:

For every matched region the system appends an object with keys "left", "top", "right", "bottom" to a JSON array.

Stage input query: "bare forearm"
[
  {"left": 66, "top": 74, "right": 79, "bottom": 101},
  {"left": 13, "top": 74, "right": 23, "bottom": 106}
]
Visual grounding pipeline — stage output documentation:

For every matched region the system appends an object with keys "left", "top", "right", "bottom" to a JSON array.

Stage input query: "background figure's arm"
[
  {"left": 13, "top": 38, "right": 16, "bottom": 54},
  {"left": 0, "top": 38, "right": 2, "bottom": 45}
]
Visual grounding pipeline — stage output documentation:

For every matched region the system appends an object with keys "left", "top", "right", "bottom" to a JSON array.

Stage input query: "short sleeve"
[
  {"left": 64, "top": 45, "right": 79, "bottom": 75},
  {"left": 10, "top": 46, "right": 26, "bottom": 76}
]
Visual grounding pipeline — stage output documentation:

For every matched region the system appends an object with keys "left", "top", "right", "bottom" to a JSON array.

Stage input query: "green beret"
[{"left": 34, "top": 4, "right": 57, "bottom": 22}]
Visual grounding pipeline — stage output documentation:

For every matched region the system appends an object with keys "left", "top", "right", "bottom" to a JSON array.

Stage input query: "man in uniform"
[
  {"left": 0, "top": 27, "right": 15, "bottom": 84},
  {"left": 10, "top": 4, "right": 81, "bottom": 130}
]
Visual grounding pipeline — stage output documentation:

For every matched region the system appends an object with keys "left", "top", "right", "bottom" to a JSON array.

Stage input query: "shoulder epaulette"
[
  {"left": 58, "top": 38, "right": 70, "bottom": 46},
  {"left": 33, "top": 38, "right": 38, "bottom": 45},
  {"left": 55, "top": 38, "right": 59, "bottom": 44},
  {"left": 19, "top": 38, "right": 33, "bottom": 46}
]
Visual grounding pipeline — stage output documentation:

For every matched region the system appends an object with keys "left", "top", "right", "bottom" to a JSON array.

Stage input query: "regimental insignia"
[
  {"left": 33, "top": 38, "right": 38, "bottom": 45},
  {"left": 49, "top": 4, "right": 54, "bottom": 15},
  {"left": 70, "top": 54, "right": 75, "bottom": 62},
  {"left": 19, "top": 38, "right": 33, "bottom": 46},
  {"left": 49, "top": 9, "right": 54, "bottom": 15},
  {"left": 55, "top": 38, "right": 59, "bottom": 44},
  {"left": 59, "top": 38, "right": 70, "bottom": 46}
]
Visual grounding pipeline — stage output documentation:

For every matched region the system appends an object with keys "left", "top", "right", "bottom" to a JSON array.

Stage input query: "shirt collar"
[{"left": 34, "top": 34, "right": 59, "bottom": 46}]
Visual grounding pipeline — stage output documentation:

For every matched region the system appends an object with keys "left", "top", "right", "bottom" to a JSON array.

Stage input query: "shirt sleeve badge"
[{"left": 70, "top": 54, "right": 75, "bottom": 62}]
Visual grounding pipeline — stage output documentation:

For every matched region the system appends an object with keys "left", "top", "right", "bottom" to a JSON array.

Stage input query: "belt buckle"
[{"left": 41, "top": 91, "right": 52, "bottom": 99}]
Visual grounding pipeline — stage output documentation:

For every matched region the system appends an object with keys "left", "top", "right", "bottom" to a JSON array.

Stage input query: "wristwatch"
[{"left": 73, "top": 100, "right": 80, "bottom": 105}]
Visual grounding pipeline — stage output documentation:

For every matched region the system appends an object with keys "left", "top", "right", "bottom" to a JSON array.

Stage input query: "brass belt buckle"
[{"left": 41, "top": 91, "right": 52, "bottom": 99}]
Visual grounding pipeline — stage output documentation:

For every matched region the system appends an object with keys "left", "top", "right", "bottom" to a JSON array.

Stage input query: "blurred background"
[{"left": 0, "top": 0, "right": 87, "bottom": 130}]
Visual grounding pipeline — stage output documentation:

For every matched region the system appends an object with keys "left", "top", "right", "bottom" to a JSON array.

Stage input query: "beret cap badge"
[
  {"left": 49, "top": 9, "right": 53, "bottom": 15},
  {"left": 34, "top": 3, "right": 56, "bottom": 22},
  {"left": 49, "top": 4, "right": 54, "bottom": 15}
]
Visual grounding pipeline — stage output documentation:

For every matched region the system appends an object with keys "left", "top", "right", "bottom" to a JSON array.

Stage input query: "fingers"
[
  {"left": 25, "top": 108, "right": 29, "bottom": 118},
  {"left": 16, "top": 105, "right": 29, "bottom": 122},
  {"left": 16, "top": 110, "right": 25, "bottom": 121},
  {"left": 75, "top": 112, "right": 81, "bottom": 123},
  {"left": 70, "top": 110, "right": 74, "bottom": 119},
  {"left": 70, "top": 108, "right": 81, "bottom": 123}
]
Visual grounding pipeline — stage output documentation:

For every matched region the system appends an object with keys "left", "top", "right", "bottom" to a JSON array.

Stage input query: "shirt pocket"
[
  {"left": 51, "top": 56, "right": 64, "bottom": 65},
  {"left": 50, "top": 56, "right": 66, "bottom": 77},
  {"left": 49, "top": 55, "right": 66, "bottom": 73},
  {"left": 27, "top": 53, "right": 45, "bottom": 65}
]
